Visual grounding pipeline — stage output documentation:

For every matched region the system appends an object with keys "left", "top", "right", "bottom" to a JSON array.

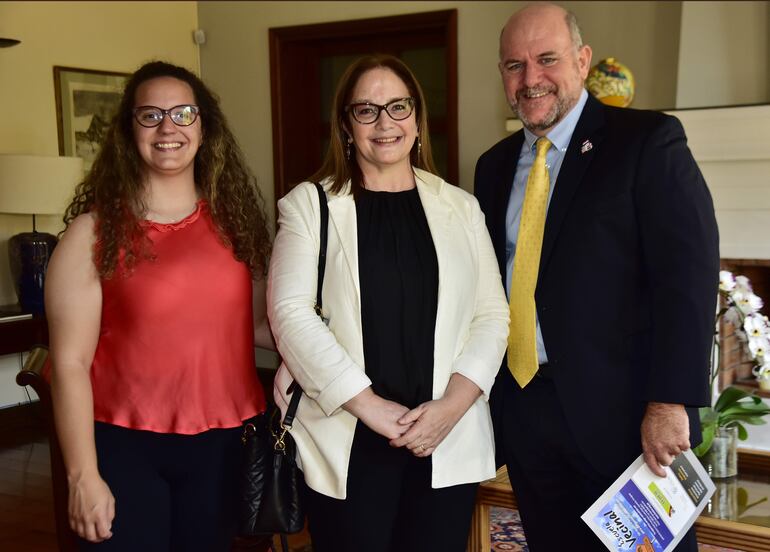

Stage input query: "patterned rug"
[
  {"left": 490, "top": 507, "right": 529, "bottom": 551},
  {"left": 275, "top": 507, "right": 742, "bottom": 551},
  {"left": 489, "top": 507, "right": 743, "bottom": 552}
]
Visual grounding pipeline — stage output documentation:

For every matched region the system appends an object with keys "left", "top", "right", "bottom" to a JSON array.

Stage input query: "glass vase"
[
  {"left": 705, "top": 477, "right": 738, "bottom": 520},
  {"left": 702, "top": 425, "right": 738, "bottom": 478}
]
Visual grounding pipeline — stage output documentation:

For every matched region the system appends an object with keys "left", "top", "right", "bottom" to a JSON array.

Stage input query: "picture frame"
[{"left": 53, "top": 66, "right": 130, "bottom": 170}]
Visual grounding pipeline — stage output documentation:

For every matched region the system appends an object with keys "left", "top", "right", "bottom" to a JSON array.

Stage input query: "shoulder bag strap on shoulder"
[
  {"left": 314, "top": 182, "right": 329, "bottom": 314},
  {"left": 283, "top": 183, "right": 329, "bottom": 428}
]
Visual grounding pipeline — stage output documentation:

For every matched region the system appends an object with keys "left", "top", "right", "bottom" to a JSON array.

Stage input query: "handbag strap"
[
  {"left": 282, "top": 383, "right": 302, "bottom": 428},
  {"left": 314, "top": 182, "right": 329, "bottom": 315},
  {"left": 283, "top": 183, "right": 329, "bottom": 429}
]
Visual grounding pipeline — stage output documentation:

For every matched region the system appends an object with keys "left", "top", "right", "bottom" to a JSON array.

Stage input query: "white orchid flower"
[
  {"left": 744, "top": 314, "right": 769, "bottom": 339},
  {"left": 716, "top": 273, "right": 770, "bottom": 387},
  {"left": 748, "top": 336, "right": 769, "bottom": 361},
  {"left": 753, "top": 358, "right": 770, "bottom": 378},
  {"left": 724, "top": 306, "right": 742, "bottom": 327},
  {"left": 719, "top": 270, "right": 736, "bottom": 292},
  {"left": 734, "top": 275, "right": 753, "bottom": 293},
  {"left": 733, "top": 289, "right": 764, "bottom": 315}
]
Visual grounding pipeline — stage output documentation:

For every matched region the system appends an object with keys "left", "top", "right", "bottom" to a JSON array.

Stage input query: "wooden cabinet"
[{"left": 0, "top": 315, "right": 48, "bottom": 356}]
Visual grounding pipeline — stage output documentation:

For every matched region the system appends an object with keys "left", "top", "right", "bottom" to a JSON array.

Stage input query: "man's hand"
[{"left": 641, "top": 402, "right": 690, "bottom": 477}]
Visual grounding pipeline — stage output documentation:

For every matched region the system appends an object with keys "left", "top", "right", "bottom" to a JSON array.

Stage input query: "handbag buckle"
[
  {"left": 273, "top": 424, "right": 290, "bottom": 453},
  {"left": 314, "top": 303, "right": 330, "bottom": 325},
  {"left": 241, "top": 422, "right": 257, "bottom": 445}
]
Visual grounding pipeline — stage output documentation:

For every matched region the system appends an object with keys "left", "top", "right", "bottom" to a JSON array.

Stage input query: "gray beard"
[{"left": 514, "top": 94, "right": 570, "bottom": 132}]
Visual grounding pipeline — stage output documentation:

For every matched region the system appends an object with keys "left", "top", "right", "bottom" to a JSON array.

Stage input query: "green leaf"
[
  {"left": 737, "top": 487, "right": 749, "bottom": 513},
  {"left": 719, "top": 414, "right": 767, "bottom": 427},
  {"left": 694, "top": 423, "right": 716, "bottom": 457},
  {"left": 714, "top": 387, "right": 753, "bottom": 411},
  {"left": 720, "top": 398, "right": 768, "bottom": 411},
  {"left": 740, "top": 496, "right": 768, "bottom": 516},
  {"left": 699, "top": 407, "right": 718, "bottom": 425},
  {"left": 735, "top": 422, "right": 748, "bottom": 440},
  {"left": 721, "top": 402, "right": 770, "bottom": 415},
  {"left": 719, "top": 408, "right": 767, "bottom": 420}
]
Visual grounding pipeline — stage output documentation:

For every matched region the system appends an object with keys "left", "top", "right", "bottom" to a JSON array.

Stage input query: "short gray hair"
[
  {"left": 565, "top": 9, "right": 583, "bottom": 50},
  {"left": 499, "top": 4, "right": 585, "bottom": 59}
]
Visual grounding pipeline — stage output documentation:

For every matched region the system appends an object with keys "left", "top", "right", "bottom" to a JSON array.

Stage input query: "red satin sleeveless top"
[{"left": 90, "top": 201, "right": 266, "bottom": 434}]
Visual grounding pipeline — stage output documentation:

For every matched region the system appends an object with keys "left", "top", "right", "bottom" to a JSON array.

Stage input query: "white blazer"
[{"left": 267, "top": 168, "right": 509, "bottom": 499}]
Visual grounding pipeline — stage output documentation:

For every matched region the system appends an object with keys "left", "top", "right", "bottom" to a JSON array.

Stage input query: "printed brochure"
[{"left": 581, "top": 449, "right": 715, "bottom": 552}]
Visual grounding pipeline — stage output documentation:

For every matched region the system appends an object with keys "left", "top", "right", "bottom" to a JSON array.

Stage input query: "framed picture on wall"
[{"left": 53, "top": 66, "right": 129, "bottom": 171}]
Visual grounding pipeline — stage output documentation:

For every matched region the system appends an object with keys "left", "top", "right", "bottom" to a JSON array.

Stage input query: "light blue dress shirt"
[{"left": 505, "top": 89, "right": 589, "bottom": 364}]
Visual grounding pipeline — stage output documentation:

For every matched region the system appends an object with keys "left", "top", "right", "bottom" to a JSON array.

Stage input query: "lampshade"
[
  {"left": 0, "top": 154, "right": 84, "bottom": 314},
  {"left": 0, "top": 154, "right": 83, "bottom": 215}
]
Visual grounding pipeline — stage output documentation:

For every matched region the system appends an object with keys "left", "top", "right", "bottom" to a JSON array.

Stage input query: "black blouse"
[{"left": 356, "top": 187, "right": 439, "bottom": 409}]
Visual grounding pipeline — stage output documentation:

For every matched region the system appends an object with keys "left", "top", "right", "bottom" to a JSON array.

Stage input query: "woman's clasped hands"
[
  {"left": 390, "top": 396, "right": 466, "bottom": 457},
  {"left": 345, "top": 374, "right": 481, "bottom": 458},
  {"left": 391, "top": 373, "right": 482, "bottom": 457}
]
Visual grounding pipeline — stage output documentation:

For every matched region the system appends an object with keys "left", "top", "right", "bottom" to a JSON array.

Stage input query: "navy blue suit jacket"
[{"left": 474, "top": 94, "right": 720, "bottom": 477}]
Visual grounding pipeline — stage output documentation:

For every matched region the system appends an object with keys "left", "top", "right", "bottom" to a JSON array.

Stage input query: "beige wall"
[
  {"left": 0, "top": 0, "right": 199, "bottom": 305},
  {"left": 569, "top": 1, "right": 681, "bottom": 110},
  {"left": 0, "top": 1, "right": 198, "bottom": 407},
  {"left": 197, "top": 1, "right": 515, "bottom": 220},
  {"left": 677, "top": 1, "right": 769, "bottom": 108},
  {"left": 197, "top": 1, "right": 685, "bottom": 227},
  {"left": 671, "top": 103, "right": 770, "bottom": 451}
]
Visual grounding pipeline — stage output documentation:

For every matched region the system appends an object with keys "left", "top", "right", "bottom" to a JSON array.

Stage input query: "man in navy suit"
[{"left": 474, "top": 4, "right": 720, "bottom": 550}]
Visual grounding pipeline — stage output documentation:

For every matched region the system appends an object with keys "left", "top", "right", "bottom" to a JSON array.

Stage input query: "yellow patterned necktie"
[{"left": 508, "top": 137, "right": 552, "bottom": 388}]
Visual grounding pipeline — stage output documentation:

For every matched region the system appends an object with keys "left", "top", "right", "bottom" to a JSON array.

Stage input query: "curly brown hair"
[
  {"left": 310, "top": 54, "right": 438, "bottom": 196},
  {"left": 63, "top": 61, "right": 270, "bottom": 279}
]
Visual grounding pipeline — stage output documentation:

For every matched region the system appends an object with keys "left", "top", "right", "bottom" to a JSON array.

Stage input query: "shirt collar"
[{"left": 523, "top": 88, "right": 589, "bottom": 153}]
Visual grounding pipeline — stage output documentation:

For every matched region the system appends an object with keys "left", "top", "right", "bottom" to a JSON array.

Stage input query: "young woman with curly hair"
[{"left": 45, "top": 61, "right": 273, "bottom": 551}]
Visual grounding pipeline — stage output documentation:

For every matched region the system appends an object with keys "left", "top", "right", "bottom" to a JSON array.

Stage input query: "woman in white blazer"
[{"left": 267, "top": 55, "right": 509, "bottom": 552}]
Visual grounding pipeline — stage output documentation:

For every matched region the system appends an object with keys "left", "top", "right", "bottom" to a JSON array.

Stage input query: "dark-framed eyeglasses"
[
  {"left": 345, "top": 97, "right": 415, "bottom": 124},
  {"left": 133, "top": 104, "right": 200, "bottom": 128}
]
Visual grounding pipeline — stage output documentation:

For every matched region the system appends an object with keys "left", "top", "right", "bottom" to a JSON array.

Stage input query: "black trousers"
[
  {"left": 79, "top": 422, "right": 243, "bottom": 552},
  {"left": 497, "top": 373, "right": 698, "bottom": 552},
  {"left": 303, "top": 421, "right": 479, "bottom": 552}
]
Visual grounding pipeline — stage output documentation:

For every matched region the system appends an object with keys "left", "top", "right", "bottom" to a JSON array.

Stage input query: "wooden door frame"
[{"left": 269, "top": 9, "right": 458, "bottom": 203}]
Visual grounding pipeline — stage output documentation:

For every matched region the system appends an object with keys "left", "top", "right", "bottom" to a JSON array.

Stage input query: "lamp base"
[{"left": 8, "top": 231, "right": 58, "bottom": 314}]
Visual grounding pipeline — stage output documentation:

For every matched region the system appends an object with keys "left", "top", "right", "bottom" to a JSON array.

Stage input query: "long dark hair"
[
  {"left": 309, "top": 54, "right": 438, "bottom": 195},
  {"left": 63, "top": 61, "right": 270, "bottom": 278}
]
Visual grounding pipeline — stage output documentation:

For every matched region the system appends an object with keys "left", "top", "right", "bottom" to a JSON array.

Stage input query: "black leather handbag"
[
  {"left": 238, "top": 182, "right": 329, "bottom": 545},
  {"left": 239, "top": 393, "right": 304, "bottom": 541}
]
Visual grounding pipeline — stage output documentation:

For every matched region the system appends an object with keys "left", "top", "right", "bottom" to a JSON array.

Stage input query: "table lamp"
[{"left": 0, "top": 154, "right": 84, "bottom": 313}]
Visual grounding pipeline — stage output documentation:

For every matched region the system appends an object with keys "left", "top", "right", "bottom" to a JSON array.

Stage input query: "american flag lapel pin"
[{"left": 580, "top": 139, "right": 593, "bottom": 154}]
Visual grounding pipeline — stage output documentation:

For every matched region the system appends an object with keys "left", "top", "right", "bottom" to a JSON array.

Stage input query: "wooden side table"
[
  {"left": 0, "top": 313, "right": 48, "bottom": 355},
  {"left": 468, "top": 467, "right": 517, "bottom": 552},
  {"left": 470, "top": 451, "right": 770, "bottom": 552}
]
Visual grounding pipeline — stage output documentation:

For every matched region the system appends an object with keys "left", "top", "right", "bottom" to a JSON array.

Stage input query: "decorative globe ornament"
[{"left": 585, "top": 57, "right": 635, "bottom": 108}]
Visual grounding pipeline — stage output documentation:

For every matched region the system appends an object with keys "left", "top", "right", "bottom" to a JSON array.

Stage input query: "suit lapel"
[
  {"left": 538, "top": 96, "right": 606, "bottom": 280},
  {"left": 492, "top": 132, "right": 525, "bottom": 277},
  {"left": 327, "top": 192, "right": 360, "bottom": 299}
]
